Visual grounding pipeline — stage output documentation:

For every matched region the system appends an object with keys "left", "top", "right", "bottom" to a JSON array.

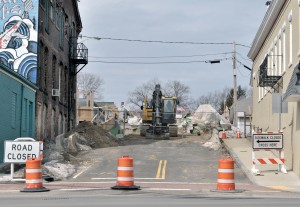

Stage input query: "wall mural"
[{"left": 0, "top": 0, "right": 38, "bottom": 84}]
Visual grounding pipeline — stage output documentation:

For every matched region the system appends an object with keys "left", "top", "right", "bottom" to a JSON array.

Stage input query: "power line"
[
  {"left": 236, "top": 52, "right": 252, "bottom": 62},
  {"left": 81, "top": 35, "right": 250, "bottom": 48},
  {"left": 89, "top": 57, "right": 231, "bottom": 64},
  {"left": 89, "top": 52, "right": 232, "bottom": 59}
]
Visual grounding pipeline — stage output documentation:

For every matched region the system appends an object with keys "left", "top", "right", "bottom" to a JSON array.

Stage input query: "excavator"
[{"left": 140, "top": 84, "right": 178, "bottom": 138}]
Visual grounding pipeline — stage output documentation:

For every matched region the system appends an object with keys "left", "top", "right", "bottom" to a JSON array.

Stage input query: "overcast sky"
[{"left": 78, "top": 0, "right": 267, "bottom": 107}]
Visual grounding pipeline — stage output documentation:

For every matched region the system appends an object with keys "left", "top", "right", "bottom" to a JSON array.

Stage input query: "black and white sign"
[
  {"left": 252, "top": 133, "right": 283, "bottom": 149},
  {"left": 4, "top": 141, "right": 40, "bottom": 163}
]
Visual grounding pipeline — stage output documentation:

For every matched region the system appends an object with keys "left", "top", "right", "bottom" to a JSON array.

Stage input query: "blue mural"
[{"left": 0, "top": 0, "right": 38, "bottom": 84}]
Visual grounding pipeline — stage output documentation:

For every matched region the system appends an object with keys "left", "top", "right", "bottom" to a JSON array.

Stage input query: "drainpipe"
[{"left": 20, "top": 84, "right": 24, "bottom": 137}]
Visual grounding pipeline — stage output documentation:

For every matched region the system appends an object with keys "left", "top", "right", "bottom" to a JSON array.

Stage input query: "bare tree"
[
  {"left": 195, "top": 87, "right": 230, "bottom": 112},
  {"left": 164, "top": 80, "right": 190, "bottom": 106},
  {"left": 127, "top": 79, "right": 190, "bottom": 108},
  {"left": 127, "top": 79, "right": 161, "bottom": 108},
  {"left": 77, "top": 73, "right": 104, "bottom": 99}
]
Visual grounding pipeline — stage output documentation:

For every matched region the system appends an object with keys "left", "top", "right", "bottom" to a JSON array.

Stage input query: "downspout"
[{"left": 20, "top": 84, "right": 24, "bottom": 137}]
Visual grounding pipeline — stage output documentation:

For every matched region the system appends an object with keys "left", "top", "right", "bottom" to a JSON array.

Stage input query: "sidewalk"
[{"left": 222, "top": 137, "right": 300, "bottom": 192}]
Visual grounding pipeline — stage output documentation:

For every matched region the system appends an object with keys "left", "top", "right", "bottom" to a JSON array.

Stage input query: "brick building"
[{"left": 36, "top": 0, "right": 87, "bottom": 142}]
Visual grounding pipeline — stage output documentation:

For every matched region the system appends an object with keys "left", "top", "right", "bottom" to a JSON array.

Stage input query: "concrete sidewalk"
[{"left": 222, "top": 137, "right": 300, "bottom": 192}]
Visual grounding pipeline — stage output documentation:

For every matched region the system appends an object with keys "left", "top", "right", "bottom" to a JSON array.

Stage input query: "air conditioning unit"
[{"left": 52, "top": 89, "right": 60, "bottom": 97}]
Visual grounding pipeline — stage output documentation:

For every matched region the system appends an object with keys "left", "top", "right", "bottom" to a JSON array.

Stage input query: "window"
[
  {"left": 278, "top": 34, "right": 282, "bottom": 75},
  {"left": 282, "top": 26, "right": 286, "bottom": 72},
  {"left": 50, "top": 0, "right": 55, "bottom": 21},
  {"left": 42, "top": 104, "right": 47, "bottom": 138},
  {"left": 45, "top": 0, "right": 49, "bottom": 32},
  {"left": 274, "top": 41, "right": 278, "bottom": 75},
  {"left": 59, "top": 10, "right": 65, "bottom": 48},
  {"left": 44, "top": 48, "right": 49, "bottom": 90},
  {"left": 289, "top": 11, "right": 292, "bottom": 65},
  {"left": 52, "top": 55, "right": 57, "bottom": 89},
  {"left": 56, "top": 7, "right": 61, "bottom": 28}
]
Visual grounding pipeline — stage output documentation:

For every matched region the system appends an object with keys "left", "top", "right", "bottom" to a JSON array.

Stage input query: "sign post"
[{"left": 4, "top": 138, "right": 41, "bottom": 181}]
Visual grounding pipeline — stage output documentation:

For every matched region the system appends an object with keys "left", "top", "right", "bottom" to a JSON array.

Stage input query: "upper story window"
[
  {"left": 45, "top": 0, "right": 49, "bottom": 33},
  {"left": 288, "top": 11, "right": 293, "bottom": 66},
  {"left": 59, "top": 10, "right": 65, "bottom": 49},
  {"left": 50, "top": 0, "right": 55, "bottom": 21}
]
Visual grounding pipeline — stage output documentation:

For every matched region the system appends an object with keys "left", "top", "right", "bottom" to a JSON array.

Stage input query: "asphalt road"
[
  {"left": 70, "top": 135, "right": 249, "bottom": 184},
  {"left": 1, "top": 190, "right": 300, "bottom": 207},
  {"left": 2, "top": 135, "right": 300, "bottom": 206}
]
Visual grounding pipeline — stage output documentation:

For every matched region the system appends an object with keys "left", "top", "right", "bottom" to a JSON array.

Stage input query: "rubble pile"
[{"left": 42, "top": 121, "right": 122, "bottom": 180}]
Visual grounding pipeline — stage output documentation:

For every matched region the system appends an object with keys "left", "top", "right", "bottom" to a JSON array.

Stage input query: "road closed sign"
[
  {"left": 252, "top": 133, "right": 283, "bottom": 149},
  {"left": 4, "top": 141, "right": 40, "bottom": 163}
]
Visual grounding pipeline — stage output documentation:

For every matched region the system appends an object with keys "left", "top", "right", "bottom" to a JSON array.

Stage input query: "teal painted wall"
[{"left": 0, "top": 68, "right": 36, "bottom": 163}]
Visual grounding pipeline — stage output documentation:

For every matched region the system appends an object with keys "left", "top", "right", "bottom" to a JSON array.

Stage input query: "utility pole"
[{"left": 233, "top": 41, "right": 237, "bottom": 127}]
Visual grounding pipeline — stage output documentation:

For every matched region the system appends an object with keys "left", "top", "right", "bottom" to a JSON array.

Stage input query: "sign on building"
[
  {"left": 0, "top": 0, "right": 39, "bottom": 84},
  {"left": 252, "top": 133, "right": 283, "bottom": 149},
  {"left": 4, "top": 141, "right": 40, "bottom": 163}
]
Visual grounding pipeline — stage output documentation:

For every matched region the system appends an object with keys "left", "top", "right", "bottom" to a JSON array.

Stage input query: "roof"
[
  {"left": 95, "top": 102, "right": 116, "bottom": 108},
  {"left": 236, "top": 97, "right": 253, "bottom": 115},
  {"left": 248, "top": 0, "right": 285, "bottom": 60}
]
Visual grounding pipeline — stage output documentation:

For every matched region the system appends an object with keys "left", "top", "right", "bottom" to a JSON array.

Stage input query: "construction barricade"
[
  {"left": 251, "top": 132, "right": 287, "bottom": 175},
  {"left": 112, "top": 155, "right": 140, "bottom": 190},
  {"left": 21, "top": 158, "right": 49, "bottom": 192}
]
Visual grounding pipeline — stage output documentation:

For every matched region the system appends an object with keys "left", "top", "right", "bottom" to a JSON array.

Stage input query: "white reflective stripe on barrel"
[
  {"left": 26, "top": 169, "right": 42, "bottom": 173},
  {"left": 26, "top": 179, "right": 43, "bottom": 184},
  {"left": 218, "top": 169, "right": 234, "bottom": 173},
  {"left": 217, "top": 179, "right": 234, "bottom": 184},
  {"left": 118, "top": 167, "right": 133, "bottom": 171},
  {"left": 117, "top": 177, "right": 134, "bottom": 181}
]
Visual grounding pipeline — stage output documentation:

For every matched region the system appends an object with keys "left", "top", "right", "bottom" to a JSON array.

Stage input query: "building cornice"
[{"left": 248, "top": 0, "right": 285, "bottom": 60}]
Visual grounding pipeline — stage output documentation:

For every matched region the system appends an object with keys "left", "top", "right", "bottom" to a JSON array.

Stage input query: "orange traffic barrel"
[
  {"left": 221, "top": 129, "right": 227, "bottom": 139},
  {"left": 111, "top": 155, "right": 140, "bottom": 190},
  {"left": 217, "top": 157, "right": 235, "bottom": 191},
  {"left": 21, "top": 159, "right": 49, "bottom": 192},
  {"left": 236, "top": 129, "right": 241, "bottom": 138}
]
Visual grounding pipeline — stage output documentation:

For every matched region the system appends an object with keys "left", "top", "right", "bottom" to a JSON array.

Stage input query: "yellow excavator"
[{"left": 140, "top": 84, "right": 178, "bottom": 138}]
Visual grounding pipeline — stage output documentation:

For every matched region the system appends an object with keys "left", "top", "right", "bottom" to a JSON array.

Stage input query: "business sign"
[
  {"left": 252, "top": 133, "right": 283, "bottom": 149},
  {"left": 4, "top": 141, "right": 40, "bottom": 163},
  {"left": 0, "top": 0, "right": 39, "bottom": 84}
]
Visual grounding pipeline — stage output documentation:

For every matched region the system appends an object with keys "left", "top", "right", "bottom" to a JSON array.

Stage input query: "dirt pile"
[{"left": 65, "top": 121, "right": 121, "bottom": 149}]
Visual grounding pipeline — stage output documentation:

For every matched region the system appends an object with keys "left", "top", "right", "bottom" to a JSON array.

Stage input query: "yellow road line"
[
  {"left": 161, "top": 160, "right": 167, "bottom": 179},
  {"left": 156, "top": 160, "right": 167, "bottom": 179},
  {"left": 156, "top": 160, "right": 163, "bottom": 179}
]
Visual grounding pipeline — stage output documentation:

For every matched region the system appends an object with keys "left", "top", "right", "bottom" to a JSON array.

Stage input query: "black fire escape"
[
  {"left": 70, "top": 42, "right": 88, "bottom": 74},
  {"left": 258, "top": 55, "right": 281, "bottom": 89}
]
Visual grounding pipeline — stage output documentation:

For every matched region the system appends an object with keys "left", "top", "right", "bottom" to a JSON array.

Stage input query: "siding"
[{"left": 0, "top": 66, "right": 36, "bottom": 163}]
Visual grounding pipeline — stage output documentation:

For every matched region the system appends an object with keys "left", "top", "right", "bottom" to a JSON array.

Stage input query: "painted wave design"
[
  {"left": 0, "top": 51, "right": 14, "bottom": 69},
  {"left": 17, "top": 55, "right": 37, "bottom": 84}
]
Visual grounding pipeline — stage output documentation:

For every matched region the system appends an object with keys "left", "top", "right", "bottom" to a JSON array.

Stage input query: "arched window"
[
  {"left": 44, "top": 47, "right": 49, "bottom": 90},
  {"left": 52, "top": 55, "right": 57, "bottom": 89}
]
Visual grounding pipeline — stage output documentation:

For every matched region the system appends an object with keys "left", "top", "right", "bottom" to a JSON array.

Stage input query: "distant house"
[
  {"left": 232, "top": 97, "right": 252, "bottom": 137},
  {"left": 0, "top": 64, "right": 37, "bottom": 163}
]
